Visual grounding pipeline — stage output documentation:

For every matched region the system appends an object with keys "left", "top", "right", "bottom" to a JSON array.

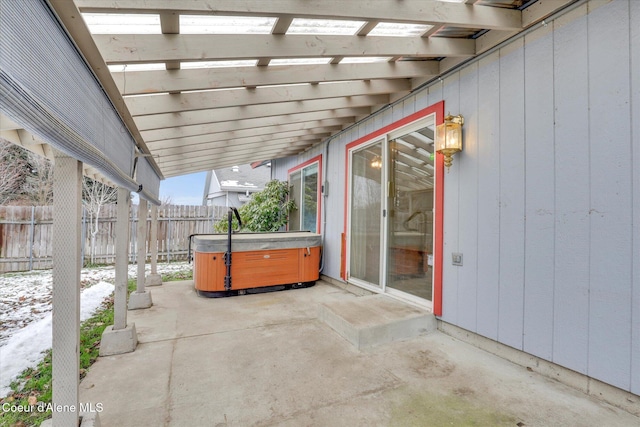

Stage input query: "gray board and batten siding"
[{"left": 272, "top": 0, "right": 640, "bottom": 395}]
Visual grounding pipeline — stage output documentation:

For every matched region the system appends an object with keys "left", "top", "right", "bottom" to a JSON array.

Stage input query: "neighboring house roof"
[
  {"left": 203, "top": 164, "right": 271, "bottom": 204},
  {"left": 216, "top": 164, "right": 271, "bottom": 192}
]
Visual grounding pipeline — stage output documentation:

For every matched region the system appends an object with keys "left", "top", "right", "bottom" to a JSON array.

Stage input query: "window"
[{"left": 288, "top": 156, "right": 322, "bottom": 233}]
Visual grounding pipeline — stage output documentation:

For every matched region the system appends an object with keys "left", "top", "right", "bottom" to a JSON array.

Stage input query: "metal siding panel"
[
  {"left": 498, "top": 38, "right": 526, "bottom": 350},
  {"left": 428, "top": 82, "right": 444, "bottom": 106},
  {"left": 415, "top": 87, "right": 430, "bottom": 111},
  {"left": 271, "top": 159, "right": 283, "bottom": 181},
  {"left": 523, "top": 24, "right": 555, "bottom": 360},
  {"left": 324, "top": 136, "right": 346, "bottom": 280},
  {"left": 392, "top": 104, "right": 404, "bottom": 123},
  {"left": 552, "top": 3, "right": 590, "bottom": 375},
  {"left": 358, "top": 124, "right": 367, "bottom": 139},
  {"left": 365, "top": 115, "right": 376, "bottom": 135},
  {"left": 344, "top": 130, "right": 353, "bottom": 144},
  {"left": 442, "top": 73, "right": 461, "bottom": 324},
  {"left": 457, "top": 62, "right": 480, "bottom": 332},
  {"left": 379, "top": 109, "right": 394, "bottom": 128},
  {"left": 632, "top": 0, "right": 640, "bottom": 397},
  {"left": 476, "top": 51, "right": 501, "bottom": 341},
  {"left": 373, "top": 110, "right": 385, "bottom": 133},
  {"left": 587, "top": 0, "right": 633, "bottom": 390},
  {"left": 403, "top": 96, "right": 415, "bottom": 118}
]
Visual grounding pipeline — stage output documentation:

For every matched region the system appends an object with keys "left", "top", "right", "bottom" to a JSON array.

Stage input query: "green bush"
[{"left": 214, "top": 180, "right": 296, "bottom": 232}]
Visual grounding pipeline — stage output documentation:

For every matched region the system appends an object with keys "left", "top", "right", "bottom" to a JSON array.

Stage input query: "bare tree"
[
  {"left": 0, "top": 139, "right": 26, "bottom": 205},
  {"left": 82, "top": 177, "right": 118, "bottom": 265},
  {"left": 21, "top": 151, "right": 53, "bottom": 206}
]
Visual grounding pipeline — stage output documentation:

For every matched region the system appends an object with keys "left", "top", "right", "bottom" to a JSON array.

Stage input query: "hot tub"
[{"left": 191, "top": 232, "right": 322, "bottom": 297}]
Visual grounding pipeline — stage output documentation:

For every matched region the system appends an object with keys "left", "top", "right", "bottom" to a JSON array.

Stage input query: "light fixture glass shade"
[
  {"left": 370, "top": 155, "right": 382, "bottom": 169},
  {"left": 435, "top": 114, "right": 464, "bottom": 169}
]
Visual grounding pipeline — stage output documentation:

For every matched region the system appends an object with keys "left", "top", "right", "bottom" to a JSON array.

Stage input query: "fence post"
[
  {"left": 167, "top": 213, "right": 172, "bottom": 263},
  {"left": 28, "top": 205, "right": 35, "bottom": 271},
  {"left": 80, "top": 206, "right": 86, "bottom": 267},
  {"left": 146, "top": 204, "right": 161, "bottom": 286},
  {"left": 130, "top": 206, "right": 136, "bottom": 264}
]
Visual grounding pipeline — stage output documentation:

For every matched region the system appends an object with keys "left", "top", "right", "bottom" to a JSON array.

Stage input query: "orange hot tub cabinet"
[{"left": 192, "top": 232, "right": 322, "bottom": 297}]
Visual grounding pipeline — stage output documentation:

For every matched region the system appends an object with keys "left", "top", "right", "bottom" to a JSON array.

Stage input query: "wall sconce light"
[
  {"left": 435, "top": 114, "right": 464, "bottom": 170},
  {"left": 370, "top": 155, "right": 382, "bottom": 169}
]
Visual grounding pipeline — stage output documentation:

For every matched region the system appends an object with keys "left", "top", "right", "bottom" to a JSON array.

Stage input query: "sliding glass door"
[
  {"left": 347, "top": 116, "right": 436, "bottom": 304},
  {"left": 386, "top": 127, "right": 435, "bottom": 301},
  {"left": 348, "top": 139, "right": 383, "bottom": 286}
]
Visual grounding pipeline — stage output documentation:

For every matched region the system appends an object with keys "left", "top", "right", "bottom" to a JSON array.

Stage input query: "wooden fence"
[{"left": 0, "top": 204, "right": 227, "bottom": 273}]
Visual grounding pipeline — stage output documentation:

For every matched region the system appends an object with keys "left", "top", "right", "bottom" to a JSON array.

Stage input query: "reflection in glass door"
[
  {"left": 301, "top": 163, "right": 318, "bottom": 232},
  {"left": 289, "top": 162, "right": 319, "bottom": 232},
  {"left": 349, "top": 140, "right": 383, "bottom": 286},
  {"left": 289, "top": 170, "right": 302, "bottom": 231},
  {"left": 386, "top": 127, "right": 435, "bottom": 301}
]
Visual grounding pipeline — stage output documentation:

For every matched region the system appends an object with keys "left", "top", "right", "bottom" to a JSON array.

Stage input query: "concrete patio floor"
[{"left": 80, "top": 280, "right": 640, "bottom": 426}]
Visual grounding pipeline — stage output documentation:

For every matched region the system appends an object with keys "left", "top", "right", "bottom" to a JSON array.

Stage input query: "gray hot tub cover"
[{"left": 193, "top": 232, "right": 322, "bottom": 253}]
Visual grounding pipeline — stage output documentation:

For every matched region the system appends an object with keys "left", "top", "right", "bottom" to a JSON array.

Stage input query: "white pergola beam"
[
  {"left": 160, "top": 11, "right": 180, "bottom": 71},
  {"left": 145, "top": 118, "right": 350, "bottom": 145},
  {"left": 272, "top": 16, "right": 293, "bottom": 34},
  {"left": 0, "top": 113, "right": 22, "bottom": 130},
  {"left": 1, "top": 129, "right": 48, "bottom": 158},
  {"left": 140, "top": 107, "right": 368, "bottom": 140},
  {"left": 127, "top": 79, "right": 409, "bottom": 116},
  {"left": 77, "top": 0, "right": 522, "bottom": 31},
  {"left": 94, "top": 34, "right": 475, "bottom": 64},
  {"left": 159, "top": 11, "right": 179, "bottom": 33},
  {"left": 160, "top": 147, "right": 311, "bottom": 176},
  {"left": 152, "top": 130, "right": 333, "bottom": 158},
  {"left": 112, "top": 61, "right": 438, "bottom": 95},
  {"left": 161, "top": 147, "right": 305, "bottom": 171},
  {"left": 148, "top": 124, "right": 342, "bottom": 152},
  {"left": 357, "top": 21, "right": 379, "bottom": 36},
  {"left": 522, "top": 0, "right": 577, "bottom": 28},
  {"left": 136, "top": 95, "right": 385, "bottom": 133},
  {"left": 155, "top": 136, "right": 323, "bottom": 167}
]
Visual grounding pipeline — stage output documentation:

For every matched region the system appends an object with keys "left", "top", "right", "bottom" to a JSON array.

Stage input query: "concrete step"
[{"left": 318, "top": 294, "right": 436, "bottom": 350}]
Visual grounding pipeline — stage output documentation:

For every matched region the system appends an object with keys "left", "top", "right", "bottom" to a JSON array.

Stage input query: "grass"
[
  {"left": 159, "top": 269, "right": 192, "bottom": 282},
  {"left": 0, "top": 267, "right": 192, "bottom": 427}
]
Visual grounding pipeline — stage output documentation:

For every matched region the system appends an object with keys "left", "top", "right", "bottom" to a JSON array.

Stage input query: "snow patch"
[
  {"left": 0, "top": 262, "right": 191, "bottom": 398},
  {"left": 0, "top": 281, "right": 114, "bottom": 397}
]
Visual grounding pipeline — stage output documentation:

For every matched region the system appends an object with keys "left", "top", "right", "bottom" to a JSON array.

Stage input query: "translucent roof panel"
[
  {"left": 182, "top": 60, "right": 258, "bottom": 69},
  {"left": 83, "top": 13, "right": 160, "bottom": 34},
  {"left": 108, "top": 64, "right": 167, "bottom": 72},
  {"left": 180, "top": 15, "right": 277, "bottom": 34},
  {"left": 340, "top": 57, "right": 393, "bottom": 64},
  {"left": 287, "top": 19, "right": 365, "bottom": 35},
  {"left": 270, "top": 58, "right": 331, "bottom": 66},
  {"left": 368, "top": 22, "right": 433, "bottom": 37}
]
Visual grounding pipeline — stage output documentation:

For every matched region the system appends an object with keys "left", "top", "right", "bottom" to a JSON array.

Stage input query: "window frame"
[{"left": 287, "top": 155, "right": 323, "bottom": 233}]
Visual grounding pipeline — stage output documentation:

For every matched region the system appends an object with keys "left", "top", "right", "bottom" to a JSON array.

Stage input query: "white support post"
[
  {"left": 100, "top": 187, "right": 137, "bottom": 356},
  {"left": 128, "top": 198, "right": 152, "bottom": 309},
  {"left": 51, "top": 150, "right": 82, "bottom": 426},
  {"left": 146, "top": 203, "right": 162, "bottom": 286}
]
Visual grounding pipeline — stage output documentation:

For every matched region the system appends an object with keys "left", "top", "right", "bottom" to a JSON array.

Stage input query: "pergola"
[
  {"left": 5, "top": 0, "right": 576, "bottom": 179},
  {"left": 0, "top": 1, "right": 579, "bottom": 425}
]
